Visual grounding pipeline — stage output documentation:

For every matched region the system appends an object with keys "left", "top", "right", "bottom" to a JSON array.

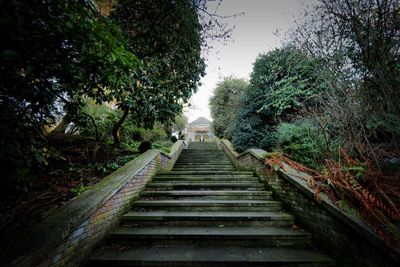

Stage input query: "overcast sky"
[{"left": 184, "top": 0, "right": 315, "bottom": 123}]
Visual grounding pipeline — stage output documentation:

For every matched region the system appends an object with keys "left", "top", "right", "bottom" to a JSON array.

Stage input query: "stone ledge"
[
  {"left": 162, "top": 140, "right": 185, "bottom": 159},
  {"left": 8, "top": 141, "right": 185, "bottom": 266},
  {"left": 218, "top": 139, "right": 400, "bottom": 264},
  {"left": 277, "top": 167, "right": 399, "bottom": 262}
]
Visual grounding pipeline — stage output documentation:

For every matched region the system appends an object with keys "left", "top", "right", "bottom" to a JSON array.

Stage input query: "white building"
[{"left": 186, "top": 117, "right": 214, "bottom": 142}]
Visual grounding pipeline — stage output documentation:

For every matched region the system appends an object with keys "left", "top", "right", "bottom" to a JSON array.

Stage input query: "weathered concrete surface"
[
  {"left": 6, "top": 140, "right": 186, "bottom": 267},
  {"left": 88, "top": 141, "right": 336, "bottom": 266},
  {"left": 218, "top": 138, "right": 400, "bottom": 267}
]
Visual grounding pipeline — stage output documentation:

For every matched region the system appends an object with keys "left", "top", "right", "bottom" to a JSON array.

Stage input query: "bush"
[
  {"left": 171, "top": 136, "right": 178, "bottom": 143},
  {"left": 274, "top": 120, "right": 327, "bottom": 169},
  {"left": 138, "top": 141, "right": 152, "bottom": 153},
  {"left": 143, "top": 123, "right": 167, "bottom": 142},
  {"left": 179, "top": 133, "right": 186, "bottom": 140},
  {"left": 131, "top": 129, "right": 143, "bottom": 141},
  {"left": 153, "top": 141, "right": 173, "bottom": 154},
  {"left": 259, "top": 131, "right": 277, "bottom": 151}
]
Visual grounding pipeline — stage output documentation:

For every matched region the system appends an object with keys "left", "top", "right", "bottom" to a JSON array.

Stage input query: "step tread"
[
  {"left": 89, "top": 246, "right": 336, "bottom": 265},
  {"left": 149, "top": 182, "right": 263, "bottom": 185},
  {"left": 134, "top": 200, "right": 282, "bottom": 209},
  {"left": 111, "top": 226, "right": 310, "bottom": 238},
  {"left": 166, "top": 171, "right": 252, "bottom": 174},
  {"left": 142, "top": 190, "right": 272, "bottom": 195},
  {"left": 135, "top": 200, "right": 280, "bottom": 205},
  {"left": 153, "top": 177, "right": 258, "bottom": 180},
  {"left": 123, "top": 211, "right": 294, "bottom": 220},
  {"left": 88, "top": 144, "right": 336, "bottom": 266}
]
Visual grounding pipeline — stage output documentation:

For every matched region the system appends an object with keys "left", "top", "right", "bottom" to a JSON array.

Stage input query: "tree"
[
  {"left": 110, "top": 0, "right": 206, "bottom": 144},
  {"left": 209, "top": 77, "right": 248, "bottom": 139},
  {"left": 290, "top": 0, "right": 400, "bottom": 159},
  {"left": 231, "top": 46, "right": 326, "bottom": 152},
  {"left": 0, "top": 0, "right": 139, "bottom": 189},
  {"left": 172, "top": 115, "right": 189, "bottom": 139}
]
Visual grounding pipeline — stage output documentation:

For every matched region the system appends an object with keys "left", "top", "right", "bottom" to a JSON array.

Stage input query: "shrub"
[
  {"left": 274, "top": 120, "right": 327, "bottom": 169},
  {"left": 143, "top": 123, "right": 167, "bottom": 142},
  {"left": 138, "top": 141, "right": 152, "bottom": 153},
  {"left": 153, "top": 141, "right": 173, "bottom": 154},
  {"left": 179, "top": 133, "right": 186, "bottom": 140}
]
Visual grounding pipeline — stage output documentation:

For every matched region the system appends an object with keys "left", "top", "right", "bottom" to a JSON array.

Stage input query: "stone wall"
[
  {"left": 218, "top": 139, "right": 399, "bottom": 267},
  {"left": 9, "top": 140, "right": 186, "bottom": 267}
]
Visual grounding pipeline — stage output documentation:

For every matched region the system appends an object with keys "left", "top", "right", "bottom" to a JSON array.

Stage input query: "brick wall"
[
  {"left": 219, "top": 139, "right": 399, "bottom": 267},
  {"left": 11, "top": 141, "right": 186, "bottom": 267}
]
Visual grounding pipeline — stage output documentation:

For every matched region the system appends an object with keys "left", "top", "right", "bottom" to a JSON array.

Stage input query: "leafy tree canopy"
[
  {"left": 0, "top": 0, "right": 139, "bottom": 189},
  {"left": 231, "top": 46, "right": 326, "bottom": 152},
  {"left": 290, "top": 0, "right": 400, "bottom": 148},
  {"left": 111, "top": 0, "right": 206, "bottom": 127},
  {"left": 209, "top": 77, "right": 248, "bottom": 139}
]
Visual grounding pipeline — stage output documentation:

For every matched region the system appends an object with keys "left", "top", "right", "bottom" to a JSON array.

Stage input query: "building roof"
[{"left": 188, "top": 117, "right": 212, "bottom": 126}]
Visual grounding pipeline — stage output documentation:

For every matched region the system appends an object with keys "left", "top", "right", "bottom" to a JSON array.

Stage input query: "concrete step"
[
  {"left": 87, "top": 144, "right": 337, "bottom": 267},
  {"left": 172, "top": 167, "right": 236, "bottom": 171},
  {"left": 175, "top": 160, "right": 232, "bottom": 164},
  {"left": 173, "top": 164, "right": 234, "bottom": 168},
  {"left": 179, "top": 156, "right": 226, "bottom": 158},
  {"left": 109, "top": 226, "right": 312, "bottom": 247},
  {"left": 175, "top": 162, "right": 231, "bottom": 165},
  {"left": 133, "top": 200, "right": 282, "bottom": 211},
  {"left": 178, "top": 156, "right": 228, "bottom": 159},
  {"left": 174, "top": 162, "right": 235, "bottom": 168},
  {"left": 174, "top": 161, "right": 232, "bottom": 164},
  {"left": 121, "top": 211, "right": 294, "bottom": 226},
  {"left": 183, "top": 153, "right": 223, "bottom": 155},
  {"left": 178, "top": 153, "right": 227, "bottom": 156},
  {"left": 156, "top": 174, "right": 254, "bottom": 178},
  {"left": 140, "top": 190, "right": 273, "bottom": 200},
  {"left": 147, "top": 182, "right": 265, "bottom": 190},
  {"left": 88, "top": 246, "right": 336, "bottom": 267},
  {"left": 169, "top": 164, "right": 237, "bottom": 168},
  {"left": 153, "top": 176, "right": 259, "bottom": 182},
  {"left": 165, "top": 171, "right": 254, "bottom": 175}
]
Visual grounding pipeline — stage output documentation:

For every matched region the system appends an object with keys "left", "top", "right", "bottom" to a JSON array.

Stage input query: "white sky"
[{"left": 184, "top": 0, "right": 315, "bottom": 123}]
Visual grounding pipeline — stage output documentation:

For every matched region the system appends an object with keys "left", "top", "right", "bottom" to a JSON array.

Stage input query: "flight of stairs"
[{"left": 88, "top": 142, "right": 335, "bottom": 266}]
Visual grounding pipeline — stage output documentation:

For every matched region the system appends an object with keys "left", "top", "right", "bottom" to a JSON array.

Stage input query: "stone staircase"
[{"left": 88, "top": 142, "right": 336, "bottom": 266}]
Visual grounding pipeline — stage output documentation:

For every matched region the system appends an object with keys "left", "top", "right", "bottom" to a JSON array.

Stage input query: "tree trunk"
[
  {"left": 50, "top": 115, "right": 70, "bottom": 135},
  {"left": 112, "top": 108, "right": 129, "bottom": 145},
  {"left": 83, "top": 112, "right": 99, "bottom": 141}
]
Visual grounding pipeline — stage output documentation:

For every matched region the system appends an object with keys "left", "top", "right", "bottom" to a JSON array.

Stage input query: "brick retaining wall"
[
  {"left": 218, "top": 139, "right": 399, "bottom": 267},
  {"left": 9, "top": 141, "right": 186, "bottom": 267}
]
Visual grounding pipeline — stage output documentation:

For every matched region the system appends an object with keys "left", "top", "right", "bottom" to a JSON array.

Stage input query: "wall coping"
[
  {"left": 218, "top": 139, "right": 400, "bottom": 262},
  {"left": 10, "top": 141, "right": 185, "bottom": 266}
]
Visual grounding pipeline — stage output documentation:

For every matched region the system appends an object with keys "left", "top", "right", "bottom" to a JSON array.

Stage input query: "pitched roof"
[{"left": 189, "top": 117, "right": 212, "bottom": 125}]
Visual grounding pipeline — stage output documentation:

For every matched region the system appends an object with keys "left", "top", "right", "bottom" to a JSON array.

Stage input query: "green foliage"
[
  {"left": 231, "top": 46, "right": 325, "bottom": 152},
  {"left": 250, "top": 46, "right": 325, "bottom": 118},
  {"left": 112, "top": 0, "right": 205, "bottom": 127},
  {"left": 97, "top": 154, "right": 137, "bottom": 174},
  {"left": 231, "top": 104, "right": 271, "bottom": 152},
  {"left": 209, "top": 77, "right": 248, "bottom": 139},
  {"left": 153, "top": 141, "right": 173, "bottom": 154},
  {"left": 274, "top": 120, "right": 327, "bottom": 169},
  {"left": 142, "top": 123, "right": 168, "bottom": 142},
  {"left": 75, "top": 100, "right": 117, "bottom": 140},
  {"left": 0, "top": 0, "right": 139, "bottom": 191},
  {"left": 70, "top": 179, "right": 87, "bottom": 197},
  {"left": 139, "top": 141, "right": 152, "bottom": 154},
  {"left": 172, "top": 115, "right": 188, "bottom": 136},
  {"left": 290, "top": 0, "right": 400, "bottom": 164}
]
